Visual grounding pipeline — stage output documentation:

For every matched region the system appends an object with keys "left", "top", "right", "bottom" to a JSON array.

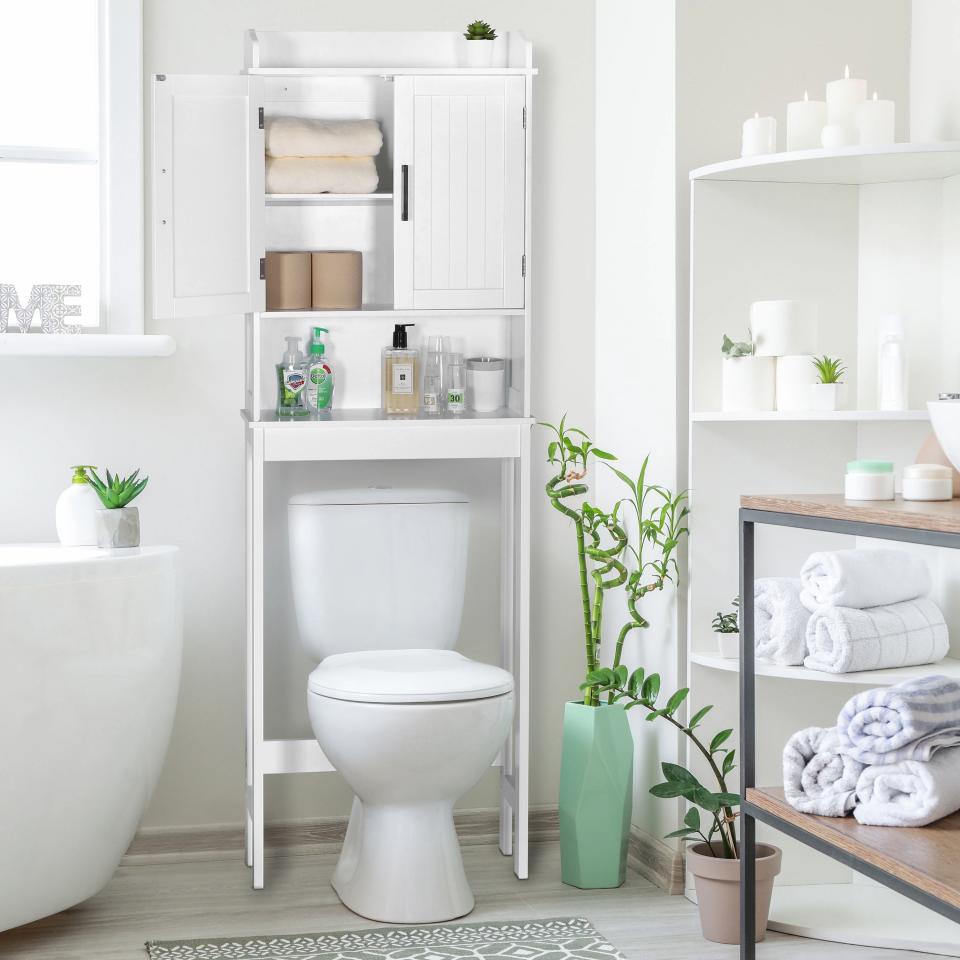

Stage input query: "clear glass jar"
[{"left": 446, "top": 353, "right": 466, "bottom": 414}]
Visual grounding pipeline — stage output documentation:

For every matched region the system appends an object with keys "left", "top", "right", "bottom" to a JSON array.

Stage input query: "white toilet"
[{"left": 288, "top": 488, "right": 514, "bottom": 924}]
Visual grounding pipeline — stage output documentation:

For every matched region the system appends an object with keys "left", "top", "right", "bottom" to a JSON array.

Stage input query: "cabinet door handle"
[{"left": 401, "top": 164, "right": 409, "bottom": 222}]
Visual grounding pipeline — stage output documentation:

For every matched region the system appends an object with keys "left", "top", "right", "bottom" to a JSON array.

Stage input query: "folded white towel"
[
  {"left": 266, "top": 118, "right": 383, "bottom": 158},
  {"left": 803, "top": 597, "right": 949, "bottom": 675},
  {"left": 800, "top": 548, "right": 931, "bottom": 611},
  {"left": 755, "top": 577, "right": 809, "bottom": 666},
  {"left": 838, "top": 674, "right": 960, "bottom": 765},
  {"left": 265, "top": 156, "right": 379, "bottom": 195},
  {"left": 854, "top": 746, "right": 960, "bottom": 826},
  {"left": 783, "top": 726, "right": 864, "bottom": 817}
]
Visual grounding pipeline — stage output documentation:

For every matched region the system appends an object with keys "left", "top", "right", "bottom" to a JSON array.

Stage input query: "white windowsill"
[{"left": 0, "top": 334, "right": 176, "bottom": 358}]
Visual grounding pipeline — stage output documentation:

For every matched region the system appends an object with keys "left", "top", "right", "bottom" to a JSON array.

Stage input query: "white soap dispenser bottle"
[
  {"left": 878, "top": 314, "right": 908, "bottom": 411},
  {"left": 55, "top": 465, "right": 101, "bottom": 546}
]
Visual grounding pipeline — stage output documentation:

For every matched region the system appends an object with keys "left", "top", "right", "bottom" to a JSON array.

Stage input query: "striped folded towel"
[{"left": 837, "top": 674, "right": 960, "bottom": 765}]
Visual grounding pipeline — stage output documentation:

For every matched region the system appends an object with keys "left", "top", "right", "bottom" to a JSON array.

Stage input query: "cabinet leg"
[
  {"left": 252, "top": 773, "right": 264, "bottom": 890},
  {"left": 740, "top": 812, "right": 756, "bottom": 959},
  {"left": 499, "top": 792, "right": 514, "bottom": 856}
]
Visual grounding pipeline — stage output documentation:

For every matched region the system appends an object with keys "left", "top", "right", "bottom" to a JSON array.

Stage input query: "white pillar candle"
[
  {"left": 856, "top": 92, "right": 896, "bottom": 145},
  {"left": 786, "top": 91, "right": 828, "bottom": 151},
  {"left": 821, "top": 123, "right": 855, "bottom": 150},
  {"left": 826, "top": 65, "right": 867, "bottom": 132},
  {"left": 741, "top": 112, "right": 777, "bottom": 157}
]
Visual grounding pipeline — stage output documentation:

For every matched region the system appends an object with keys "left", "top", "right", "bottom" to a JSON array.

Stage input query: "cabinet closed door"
[
  {"left": 394, "top": 76, "right": 526, "bottom": 310},
  {"left": 153, "top": 75, "right": 265, "bottom": 320}
]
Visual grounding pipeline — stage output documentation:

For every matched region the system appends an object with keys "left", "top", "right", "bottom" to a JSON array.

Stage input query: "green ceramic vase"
[{"left": 559, "top": 700, "right": 633, "bottom": 888}]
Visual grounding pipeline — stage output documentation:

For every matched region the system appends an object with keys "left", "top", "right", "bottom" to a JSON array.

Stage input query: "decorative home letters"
[{"left": 0, "top": 284, "right": 82, "bottom": 334}]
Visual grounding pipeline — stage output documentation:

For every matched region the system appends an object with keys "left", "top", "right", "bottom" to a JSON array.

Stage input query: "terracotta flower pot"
[{"left": 687, "top": 841, "right": 782, "bottom": 944}]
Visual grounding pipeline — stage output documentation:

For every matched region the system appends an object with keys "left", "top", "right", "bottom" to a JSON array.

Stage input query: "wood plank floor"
[{"left": 0, "top": 841, "right": 945, "bottom": 960}]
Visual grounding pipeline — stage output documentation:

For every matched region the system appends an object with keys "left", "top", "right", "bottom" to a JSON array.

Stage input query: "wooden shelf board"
[
  {"left": 259, "top": 305, "right": 526, "bottom": 319},
  {"left": 692, "top": 409, "right": 929, "bottom": 423},
  {"left": 690, "top": 650, "right": 960, "bottom": 686},
  {"left": 265, "top": 193, "right": 392, "bottom": 205},
  {"left": 747, "top": 787, "right": 960, "bottom": 911},
  {"left": 741, "top": 494, "right": 960, "bottom": 535}
]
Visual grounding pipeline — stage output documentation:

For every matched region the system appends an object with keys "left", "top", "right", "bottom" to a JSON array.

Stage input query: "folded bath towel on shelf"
[
  {"left": 783, "top": 726, "right": 864, "bottom": 817},
  {"left": 266, "top": 117, "right": 383, "bottom": 158},
  {"left": 837, "top": 674, "right": 960, "bottom": 765},
  {"left": 265, "top": 156, "right": 379, "bottom": 195},
  {"left": 800, "top": 548, "right": 932, "bottom": 611},
  {"left": 854, "top": 746, "right": 960, "bottom": 826},
  {"left": 755, "top": 577, "right": 809, "bottom": 666},
  {"left": 803, "top": 596, "right": 949, "bottom": 674}
]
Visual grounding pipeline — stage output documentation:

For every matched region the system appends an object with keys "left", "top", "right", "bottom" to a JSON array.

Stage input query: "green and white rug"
[{"left": 145, "top": 917, "right": 625, "bottom": 960}]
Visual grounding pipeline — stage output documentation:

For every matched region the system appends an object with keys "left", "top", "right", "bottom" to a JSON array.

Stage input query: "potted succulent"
[
  {"left": 462, "top": 20, "right": 497, "bottom": 67},
  {"left": 543, "top": 417, "right": 688, "bottom": 889},
  {"left": 88, "top": 468, "right": 149, "bottom": 548},
  {"left": 721, "top": 333, "right": 775, "bottom": 413},
  {"left": 809, "top": 355, "right": 847, "bottom": 411},
  {"left": 712, "top": 598, "right": 740, "bottom": 659}
]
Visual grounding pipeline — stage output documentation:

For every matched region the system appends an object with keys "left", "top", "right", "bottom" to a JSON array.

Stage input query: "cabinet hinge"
[
  {"left": 522, "top": 106, "right": 527, "bottom": 129},
  {"left": 258, "top": 107, "right": 264, "bottom": 129},
  {"left": 156, "top": 74, "right": 166, "bottom": 82},
  {"left": 259, "top": 257, "right": 266, "bottom": 280},
  {"left": 521, "top": 254, "right": 526, "bottom": 278}
]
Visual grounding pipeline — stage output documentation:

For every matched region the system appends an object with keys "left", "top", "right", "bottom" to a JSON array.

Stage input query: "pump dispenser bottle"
[
  {"left": 383, "top": 323, "right": 419, "bottom": 414},
  {"left": 276, "top": 336, "right": 307, "bottom": 418},
  {"left": 56, "top": 465, "right": 100, "bottom": 546},
  {"left": 305, "top": 326, "right": 334, "bottom": 414}
]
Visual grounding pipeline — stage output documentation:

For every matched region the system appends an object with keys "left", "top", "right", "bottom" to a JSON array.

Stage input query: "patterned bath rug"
[{"left": 145, "top": 916, "right": 627, "bottom": 960}]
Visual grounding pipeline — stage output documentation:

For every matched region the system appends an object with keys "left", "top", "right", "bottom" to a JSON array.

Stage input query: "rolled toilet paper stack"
[{"left": 751, "top": 300, "right": 820, "bottom": 413}]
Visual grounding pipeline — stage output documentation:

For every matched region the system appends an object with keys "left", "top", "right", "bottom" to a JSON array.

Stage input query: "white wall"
[{"left": 0, "top": 0, "right": 595, "bottom": 829}]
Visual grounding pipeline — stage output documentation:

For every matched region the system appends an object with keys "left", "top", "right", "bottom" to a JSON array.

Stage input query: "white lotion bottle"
[
  {"left": 878, "top": 314, "right": 908, "bottom": 411},
  {"left": 55, "top": 465, "right": 101, "bottom": 546}
]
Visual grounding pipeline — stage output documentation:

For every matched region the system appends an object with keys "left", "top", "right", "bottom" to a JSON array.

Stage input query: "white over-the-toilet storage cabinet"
[{"left": 151, "top": 30, "right": 535, "bottom": 890}]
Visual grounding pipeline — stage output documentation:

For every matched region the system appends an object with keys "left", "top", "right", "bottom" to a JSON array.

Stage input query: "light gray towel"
[
  {"left": 800, "top": 548, "right": 932, "bottom": 611},
  {"left": 804, "top": 597, "right": 949, "bottom": 674},
  {"left": 783, "top": 726, "right": 864, "bottom": 817},
  {"left": 838, "top": 674, "right": 960, "bottom": 765},
  {"left": 265, "top": 156, "right": 379, "bottom": 195},
  {"left": 755, "top": 577, "right": 809, "bottom": 666},
  {"left": 265, "top": 117, "right": 383, "bottom": 158},
  {"left": 855, "top": 747, "right": 960, "bottom": 826}
]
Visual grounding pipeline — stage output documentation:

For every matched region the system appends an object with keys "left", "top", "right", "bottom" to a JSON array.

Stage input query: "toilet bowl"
[{"left": 288, "top": 488, "right": 514, "bottom": 923}]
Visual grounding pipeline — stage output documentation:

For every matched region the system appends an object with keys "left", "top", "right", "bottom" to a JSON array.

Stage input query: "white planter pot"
[
  {"left": 750, "top": 301, "right": 818, "bottom": 357},
  {"left": 95, "top": 507, "right": 140, "bottom": 548},
  {"left": 716, "top": 631, "right": 740, "bottom": 659},
  {"left": 463, "top": 40, "right": 495, "bottom": 67},
  {"left": 809, "top": 382, "right": 846, "bottom": 411},
  {"left": 722, "top": 356, "right": 775, "bottom": 412},
  {"left": 775, "top": 355, "right": 816, "bottom": 412}
]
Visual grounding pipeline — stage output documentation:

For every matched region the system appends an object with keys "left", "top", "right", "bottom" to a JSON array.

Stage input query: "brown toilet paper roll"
[
  {"left": 312, "top": 251, "right": 362, "bottom": 310},
  {"left": 265, "top": 252, "right": 312, "bottom": 310}
]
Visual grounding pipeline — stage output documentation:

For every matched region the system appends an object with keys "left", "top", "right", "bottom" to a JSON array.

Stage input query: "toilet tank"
[{"left": 288, "top": 488, "right": 470, "bottom": 661}]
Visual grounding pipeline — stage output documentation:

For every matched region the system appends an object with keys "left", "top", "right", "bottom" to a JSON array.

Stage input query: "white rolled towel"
[
  {"left": 783, "top": 726, "right": 864, "bottom": 817},
  {"left": 755, "top": 577, "right": 809, "bottom": 666},
  {"left": 800, "top": 548, "right": 931, "bottom": 610},
  {"left": 804, "top": 597, "right": 949, "bottom": 675},
  {"left": 266, "top": 117, "right": 383, "bottom": 158},
  {"left": 854, "top": 747, "right": 960, "bottom": 826},
  {"left": 265, "top": 156, "right": 379, "bottom": 195}
]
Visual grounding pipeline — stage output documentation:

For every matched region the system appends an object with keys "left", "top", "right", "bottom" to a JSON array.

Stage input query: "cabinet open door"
[
  {"left": 394, "top": 76, "right": 526, "bottom": 311},
  {"left": 153, "top": 75, "right": 265, "bottom": 320}
]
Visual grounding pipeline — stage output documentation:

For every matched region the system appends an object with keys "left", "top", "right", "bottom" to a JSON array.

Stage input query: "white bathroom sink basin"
[{"left": 928, "top": 399, "right": 960, "bottom": 472}]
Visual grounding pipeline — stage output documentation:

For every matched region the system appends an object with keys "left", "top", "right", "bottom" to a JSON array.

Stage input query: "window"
[{"left": 0, "top": 0, "right": 142, "bottom": 332}]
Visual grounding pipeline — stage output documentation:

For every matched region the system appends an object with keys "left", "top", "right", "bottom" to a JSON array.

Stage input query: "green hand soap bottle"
[
  {"left": 305, "top": 326, "right": 334, "bottom": 414},
  {"left": 276, "top": 336, "right": 307, "bottom": 418}
]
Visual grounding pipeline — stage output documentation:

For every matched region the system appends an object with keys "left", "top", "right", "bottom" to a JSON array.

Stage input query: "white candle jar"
[
  {"left": 750, "top": 300, "right": 818, "bottom": 356},
  {"left": 466, "top": 356, "right": 506, "bottom": 412},
  {"left": 721, "top": 356, "right": 775, "bottom": 412},
  {"left": 902, "top": 463, "right": 953, "bottom": 501},
  {"left": 844, "top": 460, "right": 894, "bottom": 501}
]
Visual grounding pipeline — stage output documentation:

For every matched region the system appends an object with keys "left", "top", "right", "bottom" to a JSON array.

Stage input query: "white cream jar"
[
  {"left": 844, "top": 460, "right": 894, "bottom": 501},
  {"left": 902, "top": 463, "right": 953, "bottom": 501}
]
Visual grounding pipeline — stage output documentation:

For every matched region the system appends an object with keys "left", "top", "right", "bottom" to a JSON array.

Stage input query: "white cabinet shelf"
[
  {"left": 691, "top": 409, "right": 930, "bottom": 422},
  {"left": 265, "top": 193, "right": 393, "bottom": 206},
  {"left": 260, "top": 305, "right": 527, "bottom": 319}
]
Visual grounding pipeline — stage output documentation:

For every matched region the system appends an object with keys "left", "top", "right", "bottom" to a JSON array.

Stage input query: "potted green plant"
[
  {"left": 88, "top": 468, "right": 149, "bottom": 548},
  {"left": 810, "top": 355, "right": 847, "bottom": 411},
  {"left": 462, "top": 20, "right": 497, "bottom": 67},
  {"left": 721, "top": 333, "right": 775, "bottom": 413},
  {"left": 581, "top": 668, "right": 782, "bottom": 944},
  {"left": 712, "top": 598, "right": 739, "bottom": 659},
  {"left": 543, "top": 417, "right": 688, "bottom": 889}
]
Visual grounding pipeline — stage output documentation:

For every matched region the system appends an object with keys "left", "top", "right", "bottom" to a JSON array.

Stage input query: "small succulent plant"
[
  {"left": 88, "top": 468, "right": 149, "bottom": 509},
  {"left": 812, "top": 354, "right": 846, "bottom": 384},
  {"left": 712, "top": 597, "right": 740, "bottom": 634},
  {"left": 721, "top": 333, "right": 755, "bottom": 358},
  {"left": 464, "top": 20, "right": 497, "bottom": 40}
]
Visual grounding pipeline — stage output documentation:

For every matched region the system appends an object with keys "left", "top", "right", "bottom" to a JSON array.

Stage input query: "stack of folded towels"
[
  {"left": 265, "top": 117, "right": 383, "bottom": 194},
  {"left": 755, "top": 548, "right": 949, "bottom": 673},
  {"left": 783, "top": 674, "right": 960, "bottom": 826}
]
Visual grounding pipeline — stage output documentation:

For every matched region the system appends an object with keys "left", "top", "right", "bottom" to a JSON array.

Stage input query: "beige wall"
[{"left": 0, "top": 1, "right": 595, "bottom": 828}]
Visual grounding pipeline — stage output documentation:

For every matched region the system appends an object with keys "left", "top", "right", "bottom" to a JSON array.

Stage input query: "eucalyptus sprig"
[
  {"left": 88, "top": 468, "right": 149, "bottom": 509},
  {"left": 721, "top": 333, "right": 754, "bottom": 358}
]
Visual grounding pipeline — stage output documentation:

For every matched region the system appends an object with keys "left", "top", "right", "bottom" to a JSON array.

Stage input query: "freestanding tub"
[{"left": 0, "top": 544, "right": 182, "bottom": 931}]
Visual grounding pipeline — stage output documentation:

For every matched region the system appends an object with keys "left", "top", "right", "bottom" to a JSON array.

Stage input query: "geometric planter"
[
  {"left": 559, "top": 700, "right": 633, "bottom": 888},
  {"left": 95, "top": 507, "right": 140, "bottom": 548}
]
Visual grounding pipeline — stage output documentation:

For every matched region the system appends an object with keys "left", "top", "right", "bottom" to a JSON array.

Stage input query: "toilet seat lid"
[{"left": 308, "top": 649, "right": 514, "bottom": 704}]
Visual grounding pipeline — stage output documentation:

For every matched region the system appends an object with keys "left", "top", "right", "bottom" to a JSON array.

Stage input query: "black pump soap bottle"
[{"left": 382, "top": 322, "right": 419, "bottom": 414}]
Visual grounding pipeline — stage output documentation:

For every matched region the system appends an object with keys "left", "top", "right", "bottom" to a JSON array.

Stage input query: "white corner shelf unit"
[
  {"left": 686, "top": 143, "right": 960, "bottom": 955},
  {"left": 151, "top": 30, "right": 535, "bottom": 891}
]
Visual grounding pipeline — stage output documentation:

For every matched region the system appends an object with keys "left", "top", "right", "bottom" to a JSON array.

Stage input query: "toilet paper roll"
[
  {"left": 751, "top": 301, "right": 818, "bottom": 357},
  {"left": 776, "top": 355, "right": 817, "bottom": 412},
  {"left": 722, "top": 356, "right": 776, "bottom": 412}
]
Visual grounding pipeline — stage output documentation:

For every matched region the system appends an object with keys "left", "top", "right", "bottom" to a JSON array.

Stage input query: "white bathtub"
[{"left": 0, "top": 544, "right": 182, "bottom": 931}]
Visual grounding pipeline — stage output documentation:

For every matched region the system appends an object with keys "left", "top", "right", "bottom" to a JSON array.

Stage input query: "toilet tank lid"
[{"left": 289, "top": 487, "right": 468, "bottom": 506}]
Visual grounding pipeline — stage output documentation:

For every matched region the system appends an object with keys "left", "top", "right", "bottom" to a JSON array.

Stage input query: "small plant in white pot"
[
  {"left": 712, "top": 598, "right": 740, "bottom": 659},
  {"left": 809, "top": 355, "right": 847, "bottom": 411},
  {"left": 721, "top": 334, "right": 775, "bottom": 413},
  {"left": 462, "top": 20, "right": 497, "bottom": 67},
  {"left": 89, "top": 468, "right": 148, "bottom": 548}
]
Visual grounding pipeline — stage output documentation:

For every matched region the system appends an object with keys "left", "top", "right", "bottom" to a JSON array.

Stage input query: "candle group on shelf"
[{"left": 741, "top": 65, "right": 896, "bottom": 159}]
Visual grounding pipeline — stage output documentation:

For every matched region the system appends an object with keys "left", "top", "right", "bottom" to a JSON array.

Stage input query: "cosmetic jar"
[
  {"left": 902, "top": 463, "right": 953, "bottom": 501},
  {"left": 466, "top": 357, "right": 506, "bottom": 412},
  {"left": 844, "top": 460, "right": 894, "bottom": 501}
]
